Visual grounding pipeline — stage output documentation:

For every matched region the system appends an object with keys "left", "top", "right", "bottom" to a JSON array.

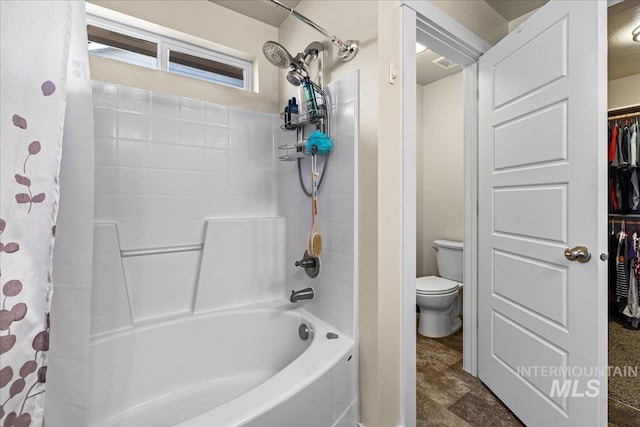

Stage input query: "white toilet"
[{"left": 416, "top": 240, "right": 463, "bottom": 338}]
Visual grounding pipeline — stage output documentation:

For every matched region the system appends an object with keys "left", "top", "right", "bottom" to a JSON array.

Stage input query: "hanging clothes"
[
  {"left": 608, "top": 112, "right": 640, "bottom": 329},
  {"left": 623, "top": 231, "right": 640, "bottom": 325},
  {"left": 610, "top": 124, "right": 620, "bottom": 212},
  {"left": 616, "top": 125, "right": 631, "bottom": 213},
  {"left": 609, "top": 221, "right": 619, "bottom": 303},
  {"left": 609, "top": 123, "right": 619, "bottom": 162},
  {"left": 608, "top": 116, "right": 640, "bottom": 214},
  {"left": 628, "top": 125, "right": 640, "bottom": 210},
  {"left": 632, "top": 122, "right": 639, "bottom": 167},
  {"left": 615, "top": 228, "right": 629, "bottom": 299}
]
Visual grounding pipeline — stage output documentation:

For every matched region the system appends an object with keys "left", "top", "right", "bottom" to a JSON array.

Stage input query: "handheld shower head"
[
  {"left": 285, "top": 42, "right": 322, "bottom": 87},
  {"left": 262, "top": 41, "right": 294, "bottom": 69},
  {"left": 286, "top": 69, "right": 304, "bottom": 86}
]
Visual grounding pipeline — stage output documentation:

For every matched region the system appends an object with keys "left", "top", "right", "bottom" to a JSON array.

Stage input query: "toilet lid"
[{"left": 416, "top": 276, "right": 459, "bottom": 295}]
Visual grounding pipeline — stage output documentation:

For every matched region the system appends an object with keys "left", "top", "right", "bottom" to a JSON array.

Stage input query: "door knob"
[{"left": 564, "top": 246, "right": 591, "bottom": 263}]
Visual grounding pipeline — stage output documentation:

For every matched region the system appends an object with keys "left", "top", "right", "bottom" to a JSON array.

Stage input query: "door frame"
[
  {"left": 400, "top": 1, "right": 490, "bottom": 425},
  {"left": 401, "top": 2, "right": 609, "bottom": 426}
]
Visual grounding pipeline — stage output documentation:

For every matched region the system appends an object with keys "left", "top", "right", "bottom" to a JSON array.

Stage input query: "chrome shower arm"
[{"left": 264, "top": 0, "right": 358, "bottom": 61}]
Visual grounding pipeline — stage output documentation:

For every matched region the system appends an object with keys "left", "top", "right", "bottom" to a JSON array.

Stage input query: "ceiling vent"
[{"left": 432, "top": 56, "right": 457, "bottom": 70}]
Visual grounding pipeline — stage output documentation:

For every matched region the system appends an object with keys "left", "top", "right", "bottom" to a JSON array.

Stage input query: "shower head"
[
  {"left": 286, "top": 69, "right": 304, "bottom": 86},
  {"left": 262, "top": 41, "right": 294, "bottom": 69},
  {"left": 285, "top": 42, "right": 321, "bottom": 87},
  {"left": 263, "top": 40, "right": 320, "bottom": 87}
]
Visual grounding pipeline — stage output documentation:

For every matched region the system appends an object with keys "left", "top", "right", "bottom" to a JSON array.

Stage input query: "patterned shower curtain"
[{"left": 0, "top": 1, "right": 72, "bottom": 426}]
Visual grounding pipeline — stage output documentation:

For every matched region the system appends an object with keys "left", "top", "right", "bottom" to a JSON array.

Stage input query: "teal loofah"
[{"left": 306, "top": 130, "right": 334, "bottom": 155}]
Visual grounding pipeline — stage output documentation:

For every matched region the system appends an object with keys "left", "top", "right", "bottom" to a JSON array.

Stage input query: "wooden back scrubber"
[{"left": 307, "top": 152, "right": 322, "bottom": 256}]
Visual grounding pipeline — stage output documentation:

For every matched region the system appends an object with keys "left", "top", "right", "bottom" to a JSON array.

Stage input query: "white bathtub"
[{"left": 88, "top": 300, "right": 357, "bottom": 426}]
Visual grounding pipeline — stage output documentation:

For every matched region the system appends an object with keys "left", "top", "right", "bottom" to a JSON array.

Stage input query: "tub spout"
[{"left": 290, "top": 287, "right": 315, "bottom": 303}]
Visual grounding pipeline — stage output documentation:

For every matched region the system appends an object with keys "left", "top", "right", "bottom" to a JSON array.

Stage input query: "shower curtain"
[{"left": 0, "top": 1, "right": 77, "bottom": 426}]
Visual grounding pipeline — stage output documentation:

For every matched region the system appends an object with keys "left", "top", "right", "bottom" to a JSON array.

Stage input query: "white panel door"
[{"left": 478, "top": 1, "right": 607, "bottom": 426}]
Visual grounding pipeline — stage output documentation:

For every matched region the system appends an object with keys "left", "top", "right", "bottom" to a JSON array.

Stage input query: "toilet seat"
[{"left": 416, "top": 276, "right": 459, "bottom": 295}]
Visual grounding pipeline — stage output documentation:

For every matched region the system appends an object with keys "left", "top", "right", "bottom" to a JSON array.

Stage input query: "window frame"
[{"left": 86, "top": 14, "right": 253, "bottom": 91}]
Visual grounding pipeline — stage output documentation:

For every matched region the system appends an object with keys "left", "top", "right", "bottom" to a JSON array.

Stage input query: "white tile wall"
[
  {"left": 91, "top": 82, "right": 280, "bottom": 332},
  {"left": 195, "top": 218, "right": 286, "bottom": 313},
  {"left": 92, "top": 82, "right": 278, "bottom": 241},
  {"left": 278, "top": 70, "right": 358, "bottom": 337},
  {"left": 90, "top": 74, "right": 357, "bottom": 336}
]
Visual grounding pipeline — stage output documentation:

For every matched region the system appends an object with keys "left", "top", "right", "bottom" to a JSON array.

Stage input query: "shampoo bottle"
[
  {"left": 290, "top": 97, "right": 299, "bottom": 125},
  {"left": 284, "top": 100, "right": 291, "bottom": 128},
  {"left": 302, "top": 77, "right": 318, "bottom": 119}
]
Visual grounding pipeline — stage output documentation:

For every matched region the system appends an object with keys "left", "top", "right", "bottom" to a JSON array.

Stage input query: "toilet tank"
[{"left": 434, "top": 240, "right": 463, "bottom": 283}]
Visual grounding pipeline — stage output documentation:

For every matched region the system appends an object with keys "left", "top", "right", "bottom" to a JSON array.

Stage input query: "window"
[
  {"left": 86, "top": 17, "right": 252, "bottom": 91},
  {"left": 88, "top": 25, "right": 158, "bottom": 68},
  {"left": 168, "top": 49, "right": 245, "bottom": 88}
]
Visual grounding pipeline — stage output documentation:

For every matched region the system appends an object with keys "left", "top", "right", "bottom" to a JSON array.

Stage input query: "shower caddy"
[
  {"left": 278, "top": 79, "right": 329, "bottom": 160},
  {"left": 276, "top": 47, "right": 331, "bottom": 198}
]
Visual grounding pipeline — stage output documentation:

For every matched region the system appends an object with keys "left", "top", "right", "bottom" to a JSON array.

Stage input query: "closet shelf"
[{"left": 608, "top": 105, "right": 640, "bottom": 120}]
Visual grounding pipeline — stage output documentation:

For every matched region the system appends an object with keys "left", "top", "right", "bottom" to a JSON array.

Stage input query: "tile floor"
[
  {"left": 417, "top": 324, "right": 640, "bottom": 426},
  {"left": 416, "top": 327, "right": 524, "bottom": 426}
]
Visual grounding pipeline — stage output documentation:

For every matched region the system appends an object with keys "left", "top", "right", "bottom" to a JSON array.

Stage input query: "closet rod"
[
  {"left": 609, "top": 213, "right": 640, "bottom": 219},
  {"left": 608, "top": 111, "right": 640, "bottom": 121}
]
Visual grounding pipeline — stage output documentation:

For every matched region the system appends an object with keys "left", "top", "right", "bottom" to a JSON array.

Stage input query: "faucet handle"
[
  {"left": 295, "top": 251, "right": 320, "bottom": 278},
  {"left": 295, "top": 258, "right": 316, "bottom": 268}
]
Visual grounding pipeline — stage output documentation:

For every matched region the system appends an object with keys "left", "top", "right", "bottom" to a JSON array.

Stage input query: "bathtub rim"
[
  {"left": 89, "top": 298, "right": 355, "bottom": 426},
  {"left": 90, "top": 297, "right": 311, "bottom": 345}
]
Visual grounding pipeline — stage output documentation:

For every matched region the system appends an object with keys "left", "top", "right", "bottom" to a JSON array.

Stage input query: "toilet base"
[{"left": 417, "top": 312, "right": 461, "bottom": 338}]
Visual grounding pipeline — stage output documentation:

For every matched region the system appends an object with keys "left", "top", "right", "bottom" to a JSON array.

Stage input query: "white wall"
[
  {"left": 416, "top": 85, "right": 424, "bottom": 276},
  {"left": 608, "top": 73, "right": 640, "bottom": 110},
  {"left": 90, "top": 82, "right": 280, "bottom": 333},
  {"left": 419, "top": 72, "right": 464, "bottom": 277}
]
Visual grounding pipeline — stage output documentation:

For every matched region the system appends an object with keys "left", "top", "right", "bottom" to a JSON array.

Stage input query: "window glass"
[
  {"left": 87, "top": 25, "right": 157, "bottom": 68},
  {"left": 85, "top": 21, "right": 253, "bottom": 91},
  {"left": 168, "top": 50, "right": 244, "bottom": 88}
]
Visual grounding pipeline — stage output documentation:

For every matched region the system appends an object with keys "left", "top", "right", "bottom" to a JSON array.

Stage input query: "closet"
[
  {"left": 607, "top": 104, "right": 640, "bottom": 419},
  {"left": 608, "top": 106, "right": 640, "bottom": 327}
]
